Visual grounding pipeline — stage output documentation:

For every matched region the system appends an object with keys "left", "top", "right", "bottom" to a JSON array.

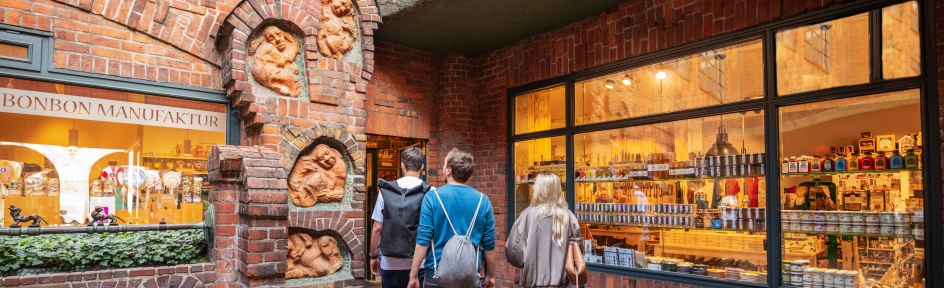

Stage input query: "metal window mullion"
[{"left": 869, "top": 9, "right": 884, "bottom": 82}]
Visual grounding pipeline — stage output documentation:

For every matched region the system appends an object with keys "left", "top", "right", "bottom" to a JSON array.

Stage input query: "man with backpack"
[
  {"left": 408, "top": 148, "right": 497, "bottom": 288},
  {"left": 370, "top": 147, "right": 433, "bottom": 288}
]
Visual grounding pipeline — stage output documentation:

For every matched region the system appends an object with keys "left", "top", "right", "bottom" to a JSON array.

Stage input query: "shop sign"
[{"left": 0, "top": 87, "right": 226, "bottom": 132}]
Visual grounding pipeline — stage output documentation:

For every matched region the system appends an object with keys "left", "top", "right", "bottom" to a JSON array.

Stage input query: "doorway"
[{"left": 363, "top": 134, "right": 428, "bottom": 282}]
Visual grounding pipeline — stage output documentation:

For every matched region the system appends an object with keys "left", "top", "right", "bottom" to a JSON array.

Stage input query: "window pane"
[
  {"left": 574, "top": 111, "right": 767, "bottom": 284},
  {"left": 883, "top": 1, "right": 921, "bottom": 79},
  {"left": 778, "top": 90, "right": 924, "bottom": 287},
  {"left": 0, "top": 76, "right": 226, "bottom": 226},
  {"left": 513, "top": 136, "right": 566, "bottom": 217},
  {"left": 514, "top": 85, "right": 565, "bottom": 134},
  {"left": 777, "top": 13, "right": 870, "bottom": 95},
  {"left": 575, "top": 40, "right": 763, "bottom": 125},
  {"left": 0, "top": 42, "right": 28, "bottom": 60}
]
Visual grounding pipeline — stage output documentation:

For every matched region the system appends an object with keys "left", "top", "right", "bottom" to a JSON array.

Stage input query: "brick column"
[
  {"left": 435, "top": 53, "right": 479, "bottom": 167},
  {"left": 209, "top": 145, "right": 289, "bottom": 287}
]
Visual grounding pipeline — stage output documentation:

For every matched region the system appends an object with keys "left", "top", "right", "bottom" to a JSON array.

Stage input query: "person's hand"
[
  {"left": 370, "top": 258, "right": 380, "bottom": 276},
  {"left": 484, "top": 275, "right": 496, "bottom": 288},
  {"left": 408, "top": 276, "right": 420, "bottom": 288}
]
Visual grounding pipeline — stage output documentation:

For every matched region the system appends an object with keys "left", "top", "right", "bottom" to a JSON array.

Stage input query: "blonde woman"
[{"left": 506, "top": 172, "right": 580, "bottom": 288}]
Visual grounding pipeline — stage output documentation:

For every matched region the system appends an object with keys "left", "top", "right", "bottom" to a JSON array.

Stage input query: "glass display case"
[{"left": 507, "top": 1, "right": 931, "bottom": 287}]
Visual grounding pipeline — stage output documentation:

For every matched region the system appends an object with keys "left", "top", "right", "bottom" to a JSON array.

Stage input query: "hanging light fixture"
[
  {"left": 67, "top": 122, "right": 79, "bottom": 157},
  {"left": 705, "top": 52, "right": 737, "bottom": 157},
  {"left": 604, "top": 79, "right": 616, "bottom": 89},
  {"left": 621, "top": 74, "right": 632, "bottom": 86},
  {"left": 184, "top": 130, "right": 192, "bottom": 155},
  {"left": 655, "top": 71, "right": 666, "bottom": 79}
]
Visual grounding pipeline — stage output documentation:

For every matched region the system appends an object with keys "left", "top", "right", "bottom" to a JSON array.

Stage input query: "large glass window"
[
  {"left": 778, "top": 90, "right": 924, "bottom": 287},
  {"left": 573, "top": 111, "right": 767, "bottom": 284},
  {"left": 777, "top": 12, "right": 870, "bottom": 95},
  {"left": 883, "top": 1, "right": 921, "bottom": 79},
  {"left": 575, "top": 40, "right": 763, "bottom": 125},
  {"left": 515, "top": 86, "right": 565, "bottom": 134},
  {"left": 0, "top": 76, "right": 226, "bottom": 226}
]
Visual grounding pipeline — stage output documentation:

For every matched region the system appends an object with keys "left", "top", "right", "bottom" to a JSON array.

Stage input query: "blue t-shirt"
[{"left": 415, "top": 184, "right": 496, "bottom": 275}]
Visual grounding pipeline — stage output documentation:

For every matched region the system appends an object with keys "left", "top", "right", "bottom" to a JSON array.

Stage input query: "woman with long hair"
[{"left": 506, "top": 172, "right": 580, "bottom": 288}]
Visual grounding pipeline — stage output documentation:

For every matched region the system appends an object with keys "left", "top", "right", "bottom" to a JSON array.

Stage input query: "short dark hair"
[
  {"left": 400, "top": 147, "right": 425, "bottom": 172},
  {"left": 445, "top": 148, "right": 475, "bottom": 183}
]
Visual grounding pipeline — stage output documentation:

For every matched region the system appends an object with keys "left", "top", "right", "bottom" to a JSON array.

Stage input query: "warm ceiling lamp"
[
  {"left": 656, "top": 71, "right": 667, "bottom": 79},
  {"left": 604, "top": 79, "right": 615, "bottom": 89},
  {"left": 621, "top": 75, "right": 632, "bottom": 86}
]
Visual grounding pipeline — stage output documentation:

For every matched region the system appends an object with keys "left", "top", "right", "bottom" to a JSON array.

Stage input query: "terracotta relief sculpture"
[
  {"left": 317, "top": 0, "right": 356, "bottom": 58},
  {"left": 286, "top": 233, "right": 344, "bottom": 279},
  {"left": 248, "top": 26, "right": 302, "bottom": 97},
  {"left": 289, "top": 144, "right": 347, "bottom": 207}
]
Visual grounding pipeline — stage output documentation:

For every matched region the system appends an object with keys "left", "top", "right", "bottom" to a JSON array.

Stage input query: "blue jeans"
[{"left": 381, "top": 268, "right": 424, "bottom": 288}]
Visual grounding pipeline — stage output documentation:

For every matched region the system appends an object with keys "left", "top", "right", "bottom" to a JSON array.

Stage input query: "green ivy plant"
[{"left": 0, "top": 230, "right": 207, "bottom": 276}]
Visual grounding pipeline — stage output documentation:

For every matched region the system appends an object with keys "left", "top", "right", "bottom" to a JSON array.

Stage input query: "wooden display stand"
[
  {"left": 3, "top": 195, "right": 60, "bottom": 227},
  {"left": 114, "top": 209, "right": 147, "bottom": 224}
]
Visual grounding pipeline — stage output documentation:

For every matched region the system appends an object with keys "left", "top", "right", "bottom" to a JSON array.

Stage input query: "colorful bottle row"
[{"left": 781, "top": 150, "right": 918, "bottom": 174}]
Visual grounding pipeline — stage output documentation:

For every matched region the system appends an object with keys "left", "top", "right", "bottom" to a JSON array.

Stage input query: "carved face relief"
[
  {"left": 248, "top": 26, "right": 302, "bottom": 97},
  {"left": 317, "top": 0, "right": 356, "bottom": 59},
  {"left": 288, "top": 144, "right": 347, "bottom": 207},
  {"left": 286, "top": 233, "right": 344, "bottom": 279}
]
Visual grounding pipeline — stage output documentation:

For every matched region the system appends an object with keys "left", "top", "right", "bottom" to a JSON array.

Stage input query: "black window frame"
[{"left": 505, "top": 0, "right": 940, "bottom": 287}]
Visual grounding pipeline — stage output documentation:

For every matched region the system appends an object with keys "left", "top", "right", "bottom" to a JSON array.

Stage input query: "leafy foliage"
[{"left": 0, "top": 230, "right": 206, "bottom": 276}]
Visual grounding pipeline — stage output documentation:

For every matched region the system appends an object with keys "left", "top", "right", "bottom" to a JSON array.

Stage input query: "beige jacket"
[{"left": 506, "top": 207, "right": 581, "bottom": 288}]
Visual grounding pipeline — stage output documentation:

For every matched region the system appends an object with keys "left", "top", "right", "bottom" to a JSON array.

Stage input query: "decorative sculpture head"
[
  {"left": 248, "top": 25, "right": 303, "bottom": 97},
  {"left": 286, "top": 232, "right": 344, "bottom": 279}
]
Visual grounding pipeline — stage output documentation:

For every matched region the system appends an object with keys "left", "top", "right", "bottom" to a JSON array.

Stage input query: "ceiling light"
[
  {"left": 605, "top": 79, "right": 615, "bottom": 89},
  {"left": 656, "top": 71, "right": 666, "bottom": 79},
  {"left": 621, "top": 75, "right": 632, "bottom": 86}
]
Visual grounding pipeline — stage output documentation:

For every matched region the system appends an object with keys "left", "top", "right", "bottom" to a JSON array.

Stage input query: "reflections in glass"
[
  {"left": 883, "top": 1, "right": 921, "bottom": 79},
  {"left": 515, "top": 86, "right": 565, "bottom": 134},
  {"left": 778, "top": 89, "right": 924, "bottom": 287},
  {"left": 777, "top": 12, "right": 870, "bottom": 95},
  {"left": 0, "top": 42, "right": 28, "bottom": 60},
  {"left": 573, "top": 111, "right": 768, "bottom": 284},
  {"left": 575, "top": 40, "right": 763, "bottom": 125}
]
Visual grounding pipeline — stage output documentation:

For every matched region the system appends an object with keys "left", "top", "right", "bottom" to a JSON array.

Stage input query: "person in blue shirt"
[{"left": 408, "top": 148, "right": 497, "bottom": 288}]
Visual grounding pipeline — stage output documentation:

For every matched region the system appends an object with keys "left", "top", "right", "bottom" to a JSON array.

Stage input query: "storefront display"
[
  {"left": 507, "top": 1, "right": 930, "bottom": 287},
  {"left": 0, "top": 76, "right": 226, "bottom": 226}
]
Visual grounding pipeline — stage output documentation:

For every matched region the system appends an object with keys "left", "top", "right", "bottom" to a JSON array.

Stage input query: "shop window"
[
  {"left": 514, "top": 85, "right": 565, "bottom": 135},
  {"left": 882, "top": 1, "right": 921, "bottom": 79},
  {"left": 777, "top": 13, "right": 870, "bottom": 95},
  {"left": 0, "top": 42, "right": 28, "bottom": 60},
  {"left": 778, "top": 89, "right": 923, "bottom": 287},
  {"left": 572, "top": 110, "right": 767, "bottom": 283},
  {"left": 513, "top": 136, "right": 566, "bottom": 217},
  {"left": 0, "top": 76, "right": 226, "bottom": 226},
  {"left": 575, "top": 39, "right": 763, "bottom": 126}
]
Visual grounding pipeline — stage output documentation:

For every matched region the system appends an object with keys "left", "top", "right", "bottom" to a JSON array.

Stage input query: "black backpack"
[{"left": 378, "top": 179, "right": 432, "bottom": 258}]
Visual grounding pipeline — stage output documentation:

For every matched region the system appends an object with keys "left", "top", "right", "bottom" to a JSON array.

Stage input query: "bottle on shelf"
[
  {"left": 788, "top": 156, "right": 798, "bottom": 173},
  {"left": 822, "top": 154, "right": 834, "bottom": 172},
  {"left": 904, "top": 149, "right": 919, "bottom": 169},
  {"left": 781, "top": 158, "right": 790, "bottom": 174},
  {"left": 848, "top": 153, "right": 859, "bottom": 171},
  {"left": 889, "top": 150, "right": 904, "bottom": 169},
  {"left": 797, "top": 155, "right": 810, "bottom": 173},
  {"left": 859, "top": 152, "right": 874, "bottom": 170},
  {"left": 811, "top": 155, "right": 822, "bottom": 172},
  {"left": 874, "top": 152, "right": 888, "bottom": 170},
  {"left": 835, "top": 154, "right": 847, "bottom": 171}
]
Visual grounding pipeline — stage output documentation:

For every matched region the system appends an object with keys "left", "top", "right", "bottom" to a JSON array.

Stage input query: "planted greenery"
[{"left": 0, "top": 230, "right": 207, "bottom": 276}]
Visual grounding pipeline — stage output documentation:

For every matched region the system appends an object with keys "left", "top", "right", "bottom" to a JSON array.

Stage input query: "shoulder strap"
[
  {"left": 465, "top": 193, "right": 484, "bottom": 236},
  {"left": 431, "top": 188, "right": 459, "bottom": 236}
]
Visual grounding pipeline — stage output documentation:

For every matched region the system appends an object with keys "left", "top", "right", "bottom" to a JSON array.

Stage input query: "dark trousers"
[{"left": 381, "top": 268, "right": 424, "bottom": 288}]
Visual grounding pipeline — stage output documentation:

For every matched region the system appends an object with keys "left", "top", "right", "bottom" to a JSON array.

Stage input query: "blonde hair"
[{"left": 530, "top": 172, "right": 569, "bottom": 246}]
